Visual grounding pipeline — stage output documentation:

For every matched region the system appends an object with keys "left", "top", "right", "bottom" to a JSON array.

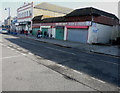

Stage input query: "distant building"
[
  {"left": 11, "top": 16, "right": 18, "bottom": 32},
  {"left": 17, "top": 2, "right": 73, "bottom": 34},
  {"left": 33, "top": 2, "right": 73, "bottom": 19},
  {"left": 4, "top": 19, "right": 8, "bottom": 27},
  {"left": 4, "top": 16, "right": 13, "bottom": 29},
  {"left": 0, "top": 21, "right": 2, "bottom": 27}
]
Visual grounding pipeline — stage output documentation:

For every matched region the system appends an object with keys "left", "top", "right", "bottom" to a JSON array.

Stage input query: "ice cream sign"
[{"left": 92, "top": 23, "right": 99, "bottom": 33}]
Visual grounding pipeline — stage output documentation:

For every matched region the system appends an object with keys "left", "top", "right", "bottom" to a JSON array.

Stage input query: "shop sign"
[{"left": 33, "top": 21, "right": 91, "bottom": 26}]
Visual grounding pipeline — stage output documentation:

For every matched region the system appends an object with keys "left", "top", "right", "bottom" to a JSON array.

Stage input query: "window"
[
  {"left": 29, "top": 10, "right": 32, "bottom": 16},
  {"left": 27, "top": 11, "right": 28, "bottom": 16}
]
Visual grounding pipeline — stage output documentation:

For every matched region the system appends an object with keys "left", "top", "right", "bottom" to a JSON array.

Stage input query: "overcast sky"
[{"left": 0, "top": 0, "right": 119, "bottom": 22}]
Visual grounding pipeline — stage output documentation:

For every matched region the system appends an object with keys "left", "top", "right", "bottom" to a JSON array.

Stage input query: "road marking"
[
  {"left": 45, "top": 46, "right": 76, "bottom": 56},
  {"left": 17, "top": 48, "right": 22, "bottom": 50},
  {"left": 13, "top": 46, "right": 17, "bottom": 48},
  {"left": 58, "top": 64, "right": 66, "bottom": 68},
  {"left": 96, "top": 79, "right": 106, "bottom": 83},
  {"left": 9, "top": 45, "right": 13, "bottom": 47},
  {"left": 73, "top": 70, "right": 83, "bottom": 75},
  {"left": 91, "top": 77, "right": 105, "bottom": 83},
  {"left": 0, "top": 55, "right": 23, "bottom": 59},
  {"left": 21, "top": 53, "right": 26, "bottom": 56},
  {"left": 91, "top": 77, "right": 96, "bottom": 79},
  {"left": 7, "top": 46, "right": 10, "bottom": 49},
  {"left": 28, "top": 52, "right": 34, "bottom": 55}
]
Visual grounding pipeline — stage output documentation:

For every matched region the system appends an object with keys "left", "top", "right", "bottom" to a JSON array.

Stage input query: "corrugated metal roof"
[
  {"left": 40, "top": 16, "right": 66, "bottom": 23},
  {"left": 32, "top": 15, "right": 43, "bottom": 21},
  {"left": 65, "top": 7, "right": 118, "bottom": 20},
  {"left": 34, "top": 2, "right": 73, "bottom": 14}
]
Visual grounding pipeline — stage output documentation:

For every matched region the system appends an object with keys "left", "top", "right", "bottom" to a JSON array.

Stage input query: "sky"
[{"left": 0, "top": 0, "right": 119, "bottom": 22}]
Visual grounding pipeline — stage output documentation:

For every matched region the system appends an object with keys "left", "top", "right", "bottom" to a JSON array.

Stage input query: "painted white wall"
[
  {"left": 64, "top": 26, "right": 67, "bottom": 40},
  {"left": 48, "top": 28, "right": 52, "bottom": 37},
  {"left": 51, "top": 28, "right": 56, "bottom": 38},
  {"left": 88, "top": 22, "right": 113, "bottom": 44}
]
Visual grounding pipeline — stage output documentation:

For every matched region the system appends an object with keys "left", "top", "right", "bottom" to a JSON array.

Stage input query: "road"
[{"left": 1, "top": 34, "right": 120, "bottom": 91}]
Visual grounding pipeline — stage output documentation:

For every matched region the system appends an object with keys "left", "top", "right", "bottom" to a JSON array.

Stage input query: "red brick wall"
[
  {"left": 66, "top": 16, "right": 92, "bottom": 22},
  {"left": 93, "top": 16, "right": 115, "bottom": 26}
]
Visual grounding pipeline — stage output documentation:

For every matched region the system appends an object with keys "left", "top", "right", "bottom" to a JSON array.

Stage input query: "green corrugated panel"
[
  {"left": 55, "top": 28, "right": 64, "bottom": 40},
  {"left": 42, "top": 28, "right": 48, "bottom": 37},
  {"left": 32, "top": 28, "right": 40, "bottom": 36}
]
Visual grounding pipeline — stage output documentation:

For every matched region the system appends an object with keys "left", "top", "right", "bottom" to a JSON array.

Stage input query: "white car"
[{"left": 0, "top": 28, "right": 8, "bottom": 34}]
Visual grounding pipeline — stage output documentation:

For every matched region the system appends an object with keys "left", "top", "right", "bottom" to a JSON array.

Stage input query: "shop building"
[
  {"left": 17, "top": 2, "right": 33, "bottom": 33},
  {"left": 32, "top": 7, "right": 119, "bottom": 44},
  {"left": 17, "top": 2, "right": 73, "bottom": 34}
]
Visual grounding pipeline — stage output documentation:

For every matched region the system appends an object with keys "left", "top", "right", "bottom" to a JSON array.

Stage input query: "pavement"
[{"left": 16, "top": 33, "right": 120, "bottom": 57}]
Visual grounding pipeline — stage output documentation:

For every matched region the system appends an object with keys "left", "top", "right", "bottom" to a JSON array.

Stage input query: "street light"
[{"left": 5, "top": 8, "right": 10, "bottom": 32}]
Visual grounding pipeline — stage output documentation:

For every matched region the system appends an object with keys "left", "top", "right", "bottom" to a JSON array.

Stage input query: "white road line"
[
  {"left": 0, "top": 55, "right": 23, "bottom": 59},
  {"left": 73, "top": 70, "right": 83, "bottom": 75},
  {"left": 91, "top": 77, "right": 96, "bottom": 79},
  {"left": 7, "top": 46, "right": 10, "bottom": 49},
  {"left": 21, "top": 53, "right": 26, "bottom": 56},
  {"left": 9, "top": 45, "right": 12, "bottom": 47},
  {"left": 58, "top": 64, "right": 66, "bottom": 68},
  {"left": 28, "top": 52, "right": 34, "bottom": 55},
  {"left": 96, "top": 79, "right": 106, "bottom": 83},
  {"left": 45, "top": 46, "right": 76, "bottom": 55},
  {"left": 91, "top": 77, "right": 105, "bottom": 83},
  {"left": 17, "top": 48, "right": 22, "bottom": 50}
]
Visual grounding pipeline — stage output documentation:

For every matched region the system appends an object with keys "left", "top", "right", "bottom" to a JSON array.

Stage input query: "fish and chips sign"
[{"left": 33, "top": 21, "right": 91, "bottom": 26}]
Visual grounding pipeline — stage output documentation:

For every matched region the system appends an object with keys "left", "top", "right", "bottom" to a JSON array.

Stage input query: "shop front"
[{"left": 66, "top": 26, "right": 89, "bottom": 43}]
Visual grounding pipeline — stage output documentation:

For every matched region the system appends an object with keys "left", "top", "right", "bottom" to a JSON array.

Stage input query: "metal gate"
[
  {"left": 67, "top": 28, "right": 88, "bottom": 43},
  {"left": 32, "top": 28, "right": 40, "bottom": 36},
  {"left": 55, "top": 28, "right": 64, "bottom": 40}
]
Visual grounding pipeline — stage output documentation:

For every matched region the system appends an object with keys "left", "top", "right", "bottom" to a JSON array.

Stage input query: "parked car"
[{"left": 0, "top": 28, "right": 8, "bottom": 34}]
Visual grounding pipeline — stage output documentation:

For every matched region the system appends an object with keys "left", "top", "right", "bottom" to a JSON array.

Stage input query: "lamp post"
[{"left": 5, "top": 8, "right": 10, "bottom": 32}]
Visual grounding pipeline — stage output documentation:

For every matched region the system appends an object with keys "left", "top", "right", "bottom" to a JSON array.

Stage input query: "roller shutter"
[{"left": 67, "top": 28, "right": 88, "bottom": 43}]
